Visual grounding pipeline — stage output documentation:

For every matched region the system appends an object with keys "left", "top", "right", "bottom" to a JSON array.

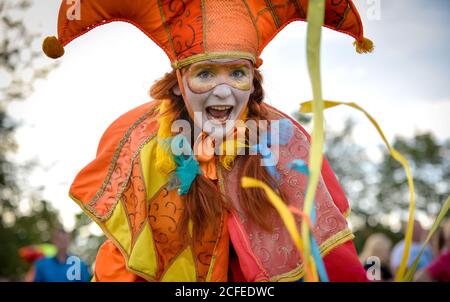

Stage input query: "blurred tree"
[
  {"left": 1, "top": 0, "right": 56, "bottom": 104},
  {"left": 0, "top": 199, "right": 61, "bottom": 280},
  {"left": 324, "top": 119, "right": 375, "bottom": 219},
  {"left": 0, "top": 0, "right": 61, "bottom": 280},
  {"left": 327, "top": 129, "right": 450, "bottom": 252},
  {"left": 376, "top": 133, "right": 450, "bottom": 223}
]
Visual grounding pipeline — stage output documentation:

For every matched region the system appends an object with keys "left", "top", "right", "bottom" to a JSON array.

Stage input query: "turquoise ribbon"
[
  {"left": 287, "top": 159, "right": 329, "bottom": 282},
  {"left": 158, "top": 134, "right": 202, "bottom": 195}
]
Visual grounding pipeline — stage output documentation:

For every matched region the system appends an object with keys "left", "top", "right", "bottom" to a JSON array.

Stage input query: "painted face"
[{"left": 178, "top": 58, "right": 254, "bottom": 138}]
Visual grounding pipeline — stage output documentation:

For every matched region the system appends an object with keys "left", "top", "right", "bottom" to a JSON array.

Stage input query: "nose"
[{"left": 212, "top": 84, "right": 232, "bottom": 99}]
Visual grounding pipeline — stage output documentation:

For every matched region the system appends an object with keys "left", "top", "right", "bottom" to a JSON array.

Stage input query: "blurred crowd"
[{"left": 360, "top": 219, "right": 450, "bottom": 282}]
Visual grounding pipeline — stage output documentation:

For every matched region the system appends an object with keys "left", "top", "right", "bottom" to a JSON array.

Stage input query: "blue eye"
[
  {"left": 231, "top": 69, "right": 245, "bottom": 78},
  {"left": 197, "top": 70, "right": 212, "bottom": 79}
]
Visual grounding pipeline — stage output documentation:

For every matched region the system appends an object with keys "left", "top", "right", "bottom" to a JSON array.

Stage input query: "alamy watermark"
[
  {"left": 366, "top": 0, "right": 382, "bottom": 21},
  {"left": 66, "top": 255, "right": 82, "bottom": 281},
  {"left": 66, "top": 0, "right": 81, "bottom": 21},
  {"left": 365, "top": 256, "right": 382, "bottom": 281}
]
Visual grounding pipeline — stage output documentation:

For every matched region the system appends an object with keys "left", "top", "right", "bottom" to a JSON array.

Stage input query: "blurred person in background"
[
  {"left": 390, "top": 220, "right": 433, "bottom": 275},
  {"left": 430, "top": 221, "right": 447, "bottom": 258},
  {"left": 360, "top": 233, "right": 393, "bottom": 281},
  {"left": 414, "top": 219, "right": 450, "bottom": 282},
  {"left": 18, "top": 243, "right": 56, "bottom": 282},
  {"left": 32, "top": 229, "right": 91, "bottom": 282}
]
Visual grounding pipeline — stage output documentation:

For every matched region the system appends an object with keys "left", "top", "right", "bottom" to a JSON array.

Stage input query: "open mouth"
[{"left": 206, "top": 105, "right": 234, "bottom": 124}]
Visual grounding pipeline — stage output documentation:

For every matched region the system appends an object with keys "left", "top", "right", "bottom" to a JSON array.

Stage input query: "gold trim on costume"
[
  {"left": 291, "top": 0, "right": 306, "bottom": 19},
  {"left": 270, "top": 228, "right": 355, "bottom": 282},
  {"left": 157, "top": 0, "right": 177, "bottom": 57},
  {"left": 69, "top": 193, "right": 157, "bottom": 281},
  {"left": 344, "top": 207, "right": 351, "bottom": 218},
  {"left": 205, "top": 255, "right": 217, "bottom": 282},
  {"left": 86, "top": 132, "right": 156, "bottom": 221},
  {"left": 264, "top": 0, "right": 282, "bottom": 28},
  {"left": 241, "top": 0, "right": 260, "bottom": 50},
  {"left": 201, "top": 0, "right": 207, "bottom": 53},
  {"left": 85, "top": 107, "right": 157, "bottom": 221}
]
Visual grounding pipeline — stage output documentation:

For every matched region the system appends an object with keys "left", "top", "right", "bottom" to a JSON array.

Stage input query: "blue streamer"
[
  {"left": 287, "top": 159, "right": 329, "bottom": 282},
  {"left": 250, "top": 119, "right": 294, "bottom": 181}
]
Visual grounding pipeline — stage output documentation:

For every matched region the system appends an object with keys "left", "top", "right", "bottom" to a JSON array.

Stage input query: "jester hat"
[{"left": 43, "top": 0, "right": 373, "bottom": 68}]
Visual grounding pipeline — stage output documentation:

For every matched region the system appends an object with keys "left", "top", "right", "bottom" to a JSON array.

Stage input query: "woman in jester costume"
[{"left": 43, "top": 0, "right": 374, "bottom": 282}]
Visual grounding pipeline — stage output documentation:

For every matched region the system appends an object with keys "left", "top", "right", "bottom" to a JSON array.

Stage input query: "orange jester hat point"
[{"left": 43, "top": 0, "right": 373, "bottom": 66}]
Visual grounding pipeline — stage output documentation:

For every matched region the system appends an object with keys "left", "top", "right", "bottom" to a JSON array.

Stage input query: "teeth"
[{"left": 208, "top": 105, "right": 233, "bottom": 111}]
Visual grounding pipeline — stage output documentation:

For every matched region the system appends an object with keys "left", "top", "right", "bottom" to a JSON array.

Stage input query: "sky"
[{"left": 5, "top": 0, "right": 450, "bottom": 231}]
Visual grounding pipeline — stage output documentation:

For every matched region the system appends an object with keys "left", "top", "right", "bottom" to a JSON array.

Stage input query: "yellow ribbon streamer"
[
  {"left": 403, "top": 195, "right": 450, "bottom": 281},
  {"left": 241, "top": 177, "right": 318, "bottom": 281},
  {"left": 300, "top": 100, "right": 416, "bottom": 281},
  {"left": 302, "top": 0, "right": 326, "bottom": 281}
]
